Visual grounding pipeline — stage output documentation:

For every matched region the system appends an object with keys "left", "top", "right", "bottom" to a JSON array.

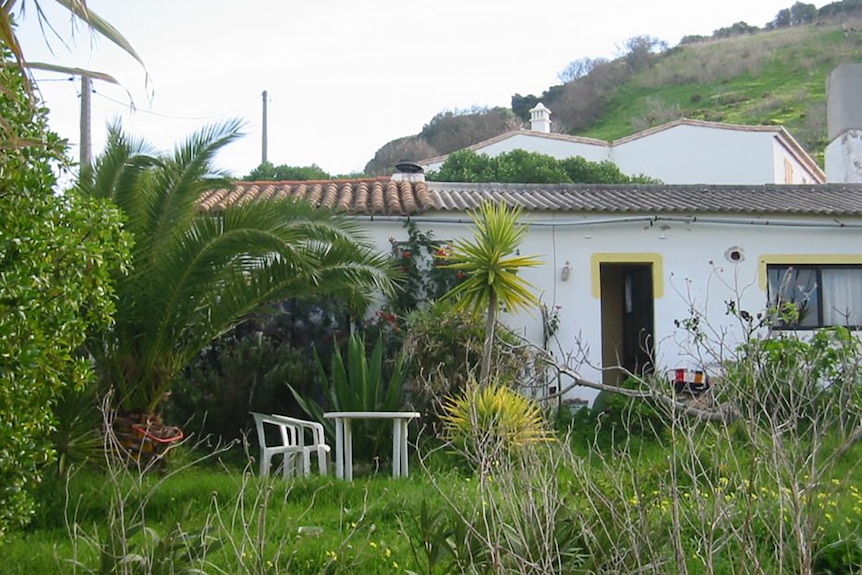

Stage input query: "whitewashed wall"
[
  {"left": 356, "top": 212, "right": 862, "bottom": 403},
  {"left": 422, "top": 125, "right": 817, "bottom": 185},
  {"left": 613, "top": 125, "right": 776, "bottom": 184},
  {"left": 773, "top": 139, "right": 820, "bottom": 184},
  {"left": 826, "top": 130, "right": 862, "bottom": 183}
]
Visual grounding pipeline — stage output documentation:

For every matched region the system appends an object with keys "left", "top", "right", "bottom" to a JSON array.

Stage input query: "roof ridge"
[{"left": 242, "top": 176, "right": 391, "bottom": 185}]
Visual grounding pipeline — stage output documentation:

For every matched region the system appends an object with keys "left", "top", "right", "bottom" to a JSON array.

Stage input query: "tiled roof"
[
  {"left": 429, "top": 182, "right": 862, "bottom": 216},
  {"left": 200, "top": 179, "right": 862, "bottom": 217},
  {"left": 198, "top": 177, "right": 436, "bottom": 216}
]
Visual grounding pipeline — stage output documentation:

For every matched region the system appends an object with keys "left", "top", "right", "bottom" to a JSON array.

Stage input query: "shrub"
[
  {"left": 291, "top": 333, "right": 407, "bottom": 462},
  {"left": 441, "top": 381, "right": 550, "bottom": 472},
  {"left": 166, "top": 298, "right": 351, "bottom": 443},
  {"left": 0, "top": 46, "right": 129, "bottom": 535},
  {"left": 401, "top": 299, "right": 533, "bottom": 435},
  {"left": 724, "top": 326, "right": 861, "bottom": 430}
]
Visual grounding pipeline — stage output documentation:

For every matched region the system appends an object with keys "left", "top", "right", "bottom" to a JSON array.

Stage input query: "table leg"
[
  {"left": 344, "top": 418, "right": 353, "bottom": 481},
  {"left": 392, "top": 419, "right": 401, "bottom": 477},
  {"left": 401, "top": 419, "right": 409, "bottom": 478},
  {"left": 334, "top": 418, "right": 344, "bottom": 479}
]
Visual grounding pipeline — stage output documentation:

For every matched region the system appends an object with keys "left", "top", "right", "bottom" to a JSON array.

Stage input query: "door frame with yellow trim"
[{"left": 592, "top": 253, "right": 663, "bottom": 387}]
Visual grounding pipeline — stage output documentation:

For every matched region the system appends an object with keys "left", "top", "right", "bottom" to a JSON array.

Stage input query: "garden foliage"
[
  {"left": 0, "top": 48, "right": 129, "bottom": 535},
  {"left": 427, "top": 149, "right": 659, "bottom": 184},
  {"left": 291, "top": 334, "right": 407, "bottom": 462},
  {"left": 77, "top": 122, "right": 395, "bottom": 416}
]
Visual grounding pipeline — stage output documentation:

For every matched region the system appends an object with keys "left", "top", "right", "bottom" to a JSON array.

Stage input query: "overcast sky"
[{"left": 18, "top": 0, "right": 811, "bottom": 177}]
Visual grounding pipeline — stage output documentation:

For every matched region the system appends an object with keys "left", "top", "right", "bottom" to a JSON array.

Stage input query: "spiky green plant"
[
  {"left": 291, "top": 334, "right": 406, "bottom": 460},
  {"left": 442, "top": 202, "right": 542, "bottom": 384},
  {"left": 441, "top": 380, "right": 550, "bottom": 469}
]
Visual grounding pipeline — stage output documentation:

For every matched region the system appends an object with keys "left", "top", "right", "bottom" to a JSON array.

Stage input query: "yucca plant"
[
  {"left": 291, "top": 333, "right": 406, "bottom": 461},
  {"left": 442, "top": 202, "right": 542, "bottom": 384},
  {"left": 441, "top": 379, "right": 550, "bottom": 471}
]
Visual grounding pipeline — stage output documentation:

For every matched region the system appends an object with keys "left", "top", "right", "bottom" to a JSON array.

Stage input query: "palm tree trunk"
[{"left": 480, "top": 291, "right": 497, "bottom": 385}]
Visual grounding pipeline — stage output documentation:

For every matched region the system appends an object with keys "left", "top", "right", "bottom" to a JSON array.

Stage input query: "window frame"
[{"left": 766, "top": 263, "right": 862, "bottom": 330}]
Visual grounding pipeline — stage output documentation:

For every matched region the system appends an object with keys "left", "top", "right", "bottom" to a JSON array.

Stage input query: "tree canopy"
[
  {"left": 243, "top": 162, "right": 333, "bottom": 181},
  {"left": 426, "top": 149, "right": 660, "bottom": 184}
]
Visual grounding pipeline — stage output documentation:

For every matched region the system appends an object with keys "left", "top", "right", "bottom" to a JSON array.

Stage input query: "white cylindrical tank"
[{"left": 826, "top": 63, "right": 862, "bottom": 183}]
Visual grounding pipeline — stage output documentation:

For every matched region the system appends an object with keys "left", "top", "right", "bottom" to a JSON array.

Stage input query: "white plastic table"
[{"left": 323, "top": 411, "right": 420, "bottom": 480}]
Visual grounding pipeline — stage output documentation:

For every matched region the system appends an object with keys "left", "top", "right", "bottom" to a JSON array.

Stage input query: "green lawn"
[{"left": 3, "top": 427, "right": 861, "bottom": 574}]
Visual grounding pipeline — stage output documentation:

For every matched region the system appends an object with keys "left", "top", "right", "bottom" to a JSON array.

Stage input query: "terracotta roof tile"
[{"left": 199, "top": 179, "right": 862, "bottom": 217}]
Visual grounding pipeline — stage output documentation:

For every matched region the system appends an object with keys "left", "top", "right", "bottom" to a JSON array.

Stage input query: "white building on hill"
[{"left": 420, "top": 104, "right": 824, "bottom": 186}]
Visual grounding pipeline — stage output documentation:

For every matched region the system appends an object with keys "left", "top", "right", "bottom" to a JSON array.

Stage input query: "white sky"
[{"left": 17, "top": 0, "right": 808, "bottom": 177}]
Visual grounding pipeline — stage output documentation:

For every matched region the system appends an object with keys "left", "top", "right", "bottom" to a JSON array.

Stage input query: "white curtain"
[{"left": 822, "top": 269, "right": 862, "bottom": 327}]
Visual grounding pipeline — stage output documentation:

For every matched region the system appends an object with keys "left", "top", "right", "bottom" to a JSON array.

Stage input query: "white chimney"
[
  {"left": 529, "top": 102, "right": 551, "bottom": 133},
  {"left": 391, "top": 160, "right": 425, "bottom": 182},
  {"left": 825, "top": 64, "right": 862, "bottom": 183}
]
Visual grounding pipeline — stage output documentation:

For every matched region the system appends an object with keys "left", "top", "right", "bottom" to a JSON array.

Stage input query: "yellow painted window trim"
[
  {"left": 591, "top": 253, "right": 664, "bottom": 299},
  {"left": 757, "top": 254, "right": 862, "bottom": 290}
]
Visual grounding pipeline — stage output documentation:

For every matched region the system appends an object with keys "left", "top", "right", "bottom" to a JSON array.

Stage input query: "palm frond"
[
  {"left": 442, "top": 201, "right": 543, "bottom": 316},
  {"left": 79, "top": 130, "right": 396, "bottom": 413},
  {"left": 52, "top": 0, "right": 146, "bottom": 70}
]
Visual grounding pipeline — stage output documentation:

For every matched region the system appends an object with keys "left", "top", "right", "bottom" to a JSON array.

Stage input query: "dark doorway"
[{"left": 600, "top": 263, "right": 655, "bottom": 386}]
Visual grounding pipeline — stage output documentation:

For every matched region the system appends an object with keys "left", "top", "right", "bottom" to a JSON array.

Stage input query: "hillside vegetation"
[{"left": 365, "top": 8, "right": 862, "bottom": 174}]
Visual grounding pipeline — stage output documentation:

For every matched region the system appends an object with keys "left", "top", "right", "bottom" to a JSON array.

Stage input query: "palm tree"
[
  {"left": 1, "top": 1, "right": 145, "bottom": 150},
  {"left": 78, "top": 120, "right": 397, "bottom": 417},
  {"left": 443, "top": 202, "right": 542, "bottom": 384},
  {"left": 1, "top": 0, "right": 143, "bottom": 74}
]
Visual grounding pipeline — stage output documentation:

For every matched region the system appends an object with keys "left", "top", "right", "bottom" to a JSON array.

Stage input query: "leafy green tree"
[
  {"left": 427, "top": 149, "right": 498, "bottom": 182},
  {"left": 428, "top": 149, "right": 659, "bottom": 184},
  {"left": 0, "top": 48, "right": 129, "bottom": 535},
  {"left": 443, "top": 202, "right": 542, "bottom": 384},
  {"left": 769, "top": 2, "right": 816, "bottom": 28},
  {"left": 78, "top": 121, "right": 396, "bottom": 417},
  {"left": 712, "top": 21, "right": 760, "bottom": 38},
  {"left": 790, "top": 1, "right": 818, "bottom": 24},
  {"left": 618, "top": 35, "right": 667, "bottom": 72},
  {"left": 559, "top": 155, "right": 657, "bottom": 183},
  {"left": 243, "top": 161, "right": 331, "bottom": 181}
]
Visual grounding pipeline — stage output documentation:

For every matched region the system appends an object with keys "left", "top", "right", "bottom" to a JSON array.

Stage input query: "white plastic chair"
[{"left": 251, "top": 412, "right": 330, "bottom": 477}]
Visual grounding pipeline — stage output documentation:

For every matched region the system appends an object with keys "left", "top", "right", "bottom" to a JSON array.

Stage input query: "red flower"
[{"left": 402, "top": 251, "right": 411, "bottom": 258}]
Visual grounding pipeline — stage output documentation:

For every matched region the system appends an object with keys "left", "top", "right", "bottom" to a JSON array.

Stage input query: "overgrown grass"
[
  {"left": 580, "top": 18, "right": 862, "bottom": 163},
  {"left": 3, "top": 426, "right": 860, "bottom": 574},
  {"left": 4, "top": 457, "right": 457, "bottom": 574}
]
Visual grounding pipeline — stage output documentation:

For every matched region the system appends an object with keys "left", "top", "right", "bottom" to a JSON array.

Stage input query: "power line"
[{"left": 92, "top": 89, "right": 254, "bottom": 121}]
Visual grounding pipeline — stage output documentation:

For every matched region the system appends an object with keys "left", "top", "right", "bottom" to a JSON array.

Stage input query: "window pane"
[
  {"left": 822, "top": 269, "right": 862, "bottom": 326},
  {"left": 767, "top": 266, "right": 819, "bottom": 327}
]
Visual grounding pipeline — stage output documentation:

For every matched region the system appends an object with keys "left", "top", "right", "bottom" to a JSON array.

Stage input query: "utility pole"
[
  {"left": 261, "top": 90, "right": 268, "bottom": 165},
  {"left": 80, "top": 75, "right": 92, "bottom": 169}
]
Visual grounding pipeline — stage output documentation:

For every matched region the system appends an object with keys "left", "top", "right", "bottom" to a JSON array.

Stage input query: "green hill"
[{"left": 365, "top": 11, "right": 862, "bottom": 175}]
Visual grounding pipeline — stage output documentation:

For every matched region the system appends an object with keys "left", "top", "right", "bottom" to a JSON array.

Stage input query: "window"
[
  {"left": 783, "top": 158, "right": 794, "bottom": 183},
  {"left": 767, "top": 264, "right": 862, "bottom": 328}
]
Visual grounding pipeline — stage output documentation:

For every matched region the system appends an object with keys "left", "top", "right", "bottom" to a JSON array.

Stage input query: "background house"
[{"left": 419, "top": 104, "right": 825, "bottom": 185}]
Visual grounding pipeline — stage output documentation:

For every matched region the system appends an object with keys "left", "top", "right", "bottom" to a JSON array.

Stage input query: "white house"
[
  {"left": 201, "top": 176, "right": 862, "bottom": 403},
  {"left": 202, "top": 65, "right": 862, "bottom": 402},
  {"left": 419, "top": 105, "right": 825, "bottom": 186}
]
